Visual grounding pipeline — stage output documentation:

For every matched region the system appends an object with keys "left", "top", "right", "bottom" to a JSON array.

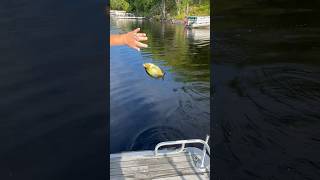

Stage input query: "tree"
[{"left": 162, "top": 0, "right": 166, "bottom": 19}]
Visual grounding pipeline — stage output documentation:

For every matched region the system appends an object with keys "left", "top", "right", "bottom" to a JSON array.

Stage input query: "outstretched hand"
[{"left": 123, "top": 28, "right": 148, "bottom": 51}]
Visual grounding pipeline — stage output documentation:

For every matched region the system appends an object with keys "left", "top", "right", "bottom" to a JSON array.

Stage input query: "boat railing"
[{"left": 154, "top": 135, "right": 210, "bottom": 169}]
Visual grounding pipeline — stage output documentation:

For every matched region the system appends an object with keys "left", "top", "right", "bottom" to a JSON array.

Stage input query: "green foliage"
[
  {"left": 110, "top": 0, "right": 130, "bottom": 11},
  {"left": 174, "top": 0, "right": 210, "bottom": 19},
  {"left": 189, "top": 3, "right": 210, "bottom": 16},
  {"left": 111, "top": 0, "right": 209, "bottom": 19},
  {"left": 129, "top": 0, "right": 161, "bottom": 16}
]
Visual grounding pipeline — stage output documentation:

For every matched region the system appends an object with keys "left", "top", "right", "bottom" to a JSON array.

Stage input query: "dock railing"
[{"left": 154, "top": 135, "right": 210, "bottom": 169}]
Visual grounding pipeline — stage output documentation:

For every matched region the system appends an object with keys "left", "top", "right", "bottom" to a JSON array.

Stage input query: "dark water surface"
[
  {"left": 0, "top": 1, "right": 106, "bottom": 179},
  {"left": 213, "top": 0, "right": 320, "bottom": 179},
  {"left": 110, "top": 19, "right": 210, "bottom": 153}
]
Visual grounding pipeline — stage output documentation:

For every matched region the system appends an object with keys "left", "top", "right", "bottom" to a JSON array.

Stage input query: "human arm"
[{"left": 110, "top": 28, "right": 148, "bottom": 51}]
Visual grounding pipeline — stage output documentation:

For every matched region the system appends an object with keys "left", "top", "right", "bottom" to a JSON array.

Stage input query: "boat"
[
  {"left": 186, "top": 16, "right": 210, "bottom": 28},
  {"left": 186, "top": 28, "right": 210, "bottom": 42},
  {"left": 110, "top": 136, "right": 210, "bottom": 179}
]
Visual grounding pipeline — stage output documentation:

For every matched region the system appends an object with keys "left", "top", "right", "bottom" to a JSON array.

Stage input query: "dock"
[
  {"left": 110, "top": 137, "right": 210, "bottom": 180},
  {"left": 110, "top": 10, "right": 145, "bottom": 20},
  {"left": 114, "top": 16, "right": 145, "bottom": 20}
]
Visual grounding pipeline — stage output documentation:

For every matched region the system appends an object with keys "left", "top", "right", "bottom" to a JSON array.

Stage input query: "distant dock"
[
  {"left": 115, "top": 16, "right": 145, "bottom": 19},
  {"left": 110, "top": 10, "right": 145, "bottom": 20}
]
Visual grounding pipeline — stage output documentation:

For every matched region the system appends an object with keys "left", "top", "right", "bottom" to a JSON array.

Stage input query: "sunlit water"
[
  {"left": 213, "top": 1, "right": 320, "bottom": 179},
  {"left": 110, "top": 19, "right": 210, "bottom": 153}
]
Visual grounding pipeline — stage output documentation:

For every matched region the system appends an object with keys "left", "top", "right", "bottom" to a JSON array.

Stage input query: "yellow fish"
[{"left": 143, "top": 63, "right": 165, "bottom": 79}]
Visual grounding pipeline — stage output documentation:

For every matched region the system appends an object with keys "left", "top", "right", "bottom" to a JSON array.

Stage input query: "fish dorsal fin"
[{"left": 162, "top": 72, "right": 166, "bottom": 80}]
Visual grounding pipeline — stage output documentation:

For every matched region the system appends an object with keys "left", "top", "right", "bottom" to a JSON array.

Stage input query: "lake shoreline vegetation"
[{"left": 110, "top": 0, "right": 209, "bottom": 24}]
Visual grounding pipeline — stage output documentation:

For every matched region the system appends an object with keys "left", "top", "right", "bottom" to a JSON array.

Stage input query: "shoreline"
[
  {"left": 110, "top": 10, "right": 209, "bottom": 26},
  {"left": 145, "top": 17, "right": 186, "bottom": 25}
]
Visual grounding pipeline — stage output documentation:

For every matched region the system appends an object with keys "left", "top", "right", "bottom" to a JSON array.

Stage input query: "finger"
[
  {"left": 133, "top": 47, "right": 140, "bottom": 51},
  {"left": 133, "top": 28, "right": 140, "bottom": 33},
  {"left": 136, "top": 41, "right": 148, "bottom": 48},
  {"left": 129, "top": 44, "right": 140, "bottom": 51},
  {"left": 136, "top": 33, "right": 146, "bottom": 37},
  {"left": 137, "top": 36, "right": 148, "bottom": 41}
]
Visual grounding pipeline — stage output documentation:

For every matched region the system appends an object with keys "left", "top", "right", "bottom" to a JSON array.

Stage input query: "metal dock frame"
[{"left": 154, "top": 135, "right": 210, "bottom": 170}]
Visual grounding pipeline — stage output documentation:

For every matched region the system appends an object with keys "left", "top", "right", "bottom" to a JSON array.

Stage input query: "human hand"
[{"left": 122, "top": 28, "right": 148, "bottom": 51}]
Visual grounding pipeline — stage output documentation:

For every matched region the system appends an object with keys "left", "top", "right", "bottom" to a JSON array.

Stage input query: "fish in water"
[{"left": 143, "top": 63, "right": 165, "bottom": 79}]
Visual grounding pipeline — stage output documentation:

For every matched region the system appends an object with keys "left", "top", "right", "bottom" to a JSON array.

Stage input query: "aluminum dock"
[{"left": 110, "top": 136, "right": 210, "bottom": 180}]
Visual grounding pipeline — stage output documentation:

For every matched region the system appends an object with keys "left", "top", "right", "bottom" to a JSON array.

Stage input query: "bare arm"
[
  {"left": 110, "top": 28, "right": 148, "bottom": 51},
  {"left": 110, "top": 34, "right": 126, "bottom": 46}
]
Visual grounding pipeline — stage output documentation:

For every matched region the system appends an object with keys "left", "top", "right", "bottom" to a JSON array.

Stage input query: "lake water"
[
  {"left": 213, "top": 1, "right": 320, "bottom": 179},
  {"left": 110, "top": 19, "right": 210, "bottom": 153}
]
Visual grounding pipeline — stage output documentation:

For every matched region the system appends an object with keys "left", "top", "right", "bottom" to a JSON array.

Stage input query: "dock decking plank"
[
  {"left": 110, "top": 152, "right": 209, "bottom": 180},
  {"left": 110, "top": 153, "right": 194, "bottom": 169}
]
